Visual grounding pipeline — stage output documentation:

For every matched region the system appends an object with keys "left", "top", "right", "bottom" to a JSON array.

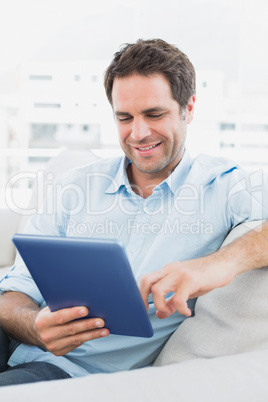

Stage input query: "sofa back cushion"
[
  {"left": 18, "top": 149, "right": 99, "bottom": 233},
  {"left": 154, "top": 220, "right": 268, "bottom": 366}
]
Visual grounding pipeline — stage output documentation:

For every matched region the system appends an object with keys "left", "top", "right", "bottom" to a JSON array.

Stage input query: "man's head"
[
  {"left": 104, "top": 39, "right": 196, "bottom": 190},
  {"left": 104, "top": 38, "right": 196, "bottom": 114}
]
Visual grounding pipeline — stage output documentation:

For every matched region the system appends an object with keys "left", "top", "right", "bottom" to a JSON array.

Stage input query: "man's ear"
[{"left": 185, "top": 95, "right": 195, "bottom": 124}]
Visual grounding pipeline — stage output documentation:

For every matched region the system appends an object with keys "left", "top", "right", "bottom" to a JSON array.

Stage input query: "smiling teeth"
[{"left": 137, "top": 144, "right": 157, "bottom": 151}]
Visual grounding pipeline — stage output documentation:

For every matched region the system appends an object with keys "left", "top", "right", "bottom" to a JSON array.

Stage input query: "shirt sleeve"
[
  {"left": 0, "top": 253, "right": 45, "bottom": 306},
  {"left": 227, "top": 168, "right": 268, "bottom": 227}
]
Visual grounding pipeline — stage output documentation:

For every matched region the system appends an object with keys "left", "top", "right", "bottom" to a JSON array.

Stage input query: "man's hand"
[
  {"left": 139, "top": 222, "right": 268, "bottom": 319},
  {"left": 0, "top": 292, "right": 109, "bottom": 357},
  {"left": 35, "top": 306, "right": 110, "bottom": 356},
  {"left": 139, "top": 221, "right": 268, "bottom": 319},
  {"left": 139, "top": 253, "right": 236, "bottom": 318}
]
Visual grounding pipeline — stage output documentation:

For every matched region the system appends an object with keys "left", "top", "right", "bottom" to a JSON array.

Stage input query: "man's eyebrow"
[
  {"left": 114, "top": 111, "right": 131, "bottom": 116},
  {"left": 141, "top": 107, "right": 166, "bottom": 114}
]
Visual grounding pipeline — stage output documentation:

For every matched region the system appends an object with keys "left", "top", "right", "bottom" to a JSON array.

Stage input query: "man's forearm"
[
  {"left": 219, "top": 220, "right": 268, "bottom": 275},
  {"left": 0, "top": 291, "right": 43, "bottom": 346}
]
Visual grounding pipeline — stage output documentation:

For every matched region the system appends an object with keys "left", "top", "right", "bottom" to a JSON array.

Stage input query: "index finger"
[
  {"left": 37, "top": 306, "right": 89, "bottom": 328},
  {"left": 138, "top": 271, "right": 166, "bottom": 310}
]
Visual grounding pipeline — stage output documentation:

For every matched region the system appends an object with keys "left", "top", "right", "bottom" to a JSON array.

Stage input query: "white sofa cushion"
[
  {"left": 1, "top": 348, "right": 268, "bottom": 401},
  {"left": 0, "top": 149, "right": 99, "bottom": 268},
  {"left": 154, "top": 220, "right": 268, "bottom": 366},
  {"left": 18, "top": 149, "right": 99, "bottom": 232}
]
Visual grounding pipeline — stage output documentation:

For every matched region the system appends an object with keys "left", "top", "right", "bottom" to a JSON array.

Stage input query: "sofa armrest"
[{"left": 0, "top": 208, "right": 21, "bottom": 267}]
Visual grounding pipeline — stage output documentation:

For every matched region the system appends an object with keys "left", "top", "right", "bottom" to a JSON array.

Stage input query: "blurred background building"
[{"left": 0, "top": 0, "right": 268, "bottom": 209}]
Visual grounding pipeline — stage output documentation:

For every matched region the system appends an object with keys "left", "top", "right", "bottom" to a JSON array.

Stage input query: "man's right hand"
[
  {"left": 0, "top": 292, "right": 109, "bottom": 357},
  {"left": 35, "top": 306, "right": 110, "bottom": 356}
]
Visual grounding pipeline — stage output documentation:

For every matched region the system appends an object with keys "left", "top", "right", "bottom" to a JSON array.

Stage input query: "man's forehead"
[
  {"left": 111, "top": 73, "right": 175, "bottom": 110},
  {"left": 112, "top": 73, "right": 170, "bottom": 91}
]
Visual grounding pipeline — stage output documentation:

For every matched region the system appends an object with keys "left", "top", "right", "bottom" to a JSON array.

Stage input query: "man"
[{"left": 0, "top": 38, "right": 268, "bottom": 386}]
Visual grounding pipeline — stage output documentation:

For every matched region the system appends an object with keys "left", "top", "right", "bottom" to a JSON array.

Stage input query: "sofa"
[{"left": 1, "top": 149, "right": 268, "bottom": 401}]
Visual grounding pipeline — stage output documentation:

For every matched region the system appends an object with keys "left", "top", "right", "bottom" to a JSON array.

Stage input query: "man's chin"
[{"left": 132, "top": 161, "right": 167, "bottom": 175}]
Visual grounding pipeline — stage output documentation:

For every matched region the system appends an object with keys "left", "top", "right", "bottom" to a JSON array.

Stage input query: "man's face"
[{"left": 112, "top": 73, "right": 195, "bottom": 181}]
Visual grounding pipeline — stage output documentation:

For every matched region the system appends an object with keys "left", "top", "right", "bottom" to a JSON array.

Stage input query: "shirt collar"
[
  {"left": 163, "top": 150, "right": 192, "bottom": 195},
  {"left": 104, "top": 150, "right": 192, "bottom": 195},
  {"left": 105, "top": 156, "right": 131, "bottom": 194}
]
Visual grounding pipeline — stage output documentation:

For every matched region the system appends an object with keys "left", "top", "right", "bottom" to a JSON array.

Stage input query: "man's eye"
[
  {"left": 118, "top": 116, "right": 132, "bottom": 122},
  {"left": 148, "top": 114, "right": 163, "bottom": 119}
]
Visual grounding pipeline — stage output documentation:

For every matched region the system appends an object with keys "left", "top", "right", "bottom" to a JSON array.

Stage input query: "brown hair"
[{"left": 104, "top": 38, "right": 196, "bottom": 111}]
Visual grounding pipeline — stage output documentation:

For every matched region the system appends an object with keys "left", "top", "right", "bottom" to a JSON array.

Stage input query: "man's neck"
[
  {"left": 127, "top": 164, "right": 172, "bottom": 198},
  {"left": 126, "top": 149, "right": 186, "bottom": 198}
]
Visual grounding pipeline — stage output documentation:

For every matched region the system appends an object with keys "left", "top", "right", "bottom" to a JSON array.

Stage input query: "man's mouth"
[{"left": 135, "top": 143, "right": 161, "bottom": 151}]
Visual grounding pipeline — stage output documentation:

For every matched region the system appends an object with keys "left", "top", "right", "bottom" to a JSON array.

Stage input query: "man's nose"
[{"left": 130, "top": 119, "right": 151, "bottom": 141}]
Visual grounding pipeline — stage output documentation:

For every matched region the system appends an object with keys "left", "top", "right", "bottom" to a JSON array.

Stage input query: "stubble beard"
[{"left": 128, "top": 142, "right": 184, "bottom": 176}]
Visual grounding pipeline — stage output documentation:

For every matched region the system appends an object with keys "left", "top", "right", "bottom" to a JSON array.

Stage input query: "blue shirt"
[{"left": 1, "top": 151, "right": 268, "bottom": 377}]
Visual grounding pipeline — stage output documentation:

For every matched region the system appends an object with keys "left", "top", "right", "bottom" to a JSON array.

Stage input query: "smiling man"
[
  {"left": 112, "top": 73, "right": 194, "bottom": 196},
  {"left": 1, "top": 39, "right": 268, "bottom": 386},
  {"left": 105, "top": 40, "right": 196, "bottom": 197}
]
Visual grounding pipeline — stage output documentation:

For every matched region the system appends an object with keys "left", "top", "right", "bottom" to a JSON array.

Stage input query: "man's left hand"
[{"left": 139, "top": 254, "right": 235, "bottom": 318}]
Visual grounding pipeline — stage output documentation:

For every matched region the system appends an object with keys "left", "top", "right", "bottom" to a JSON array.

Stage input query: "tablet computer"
[{"left": 12, "top": 234, "right": 154, "bottom": 338}]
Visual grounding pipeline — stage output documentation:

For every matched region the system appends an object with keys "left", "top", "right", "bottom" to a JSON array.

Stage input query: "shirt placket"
[{"left": 127, "top": 195, "right": 158, "bottom": 265}]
